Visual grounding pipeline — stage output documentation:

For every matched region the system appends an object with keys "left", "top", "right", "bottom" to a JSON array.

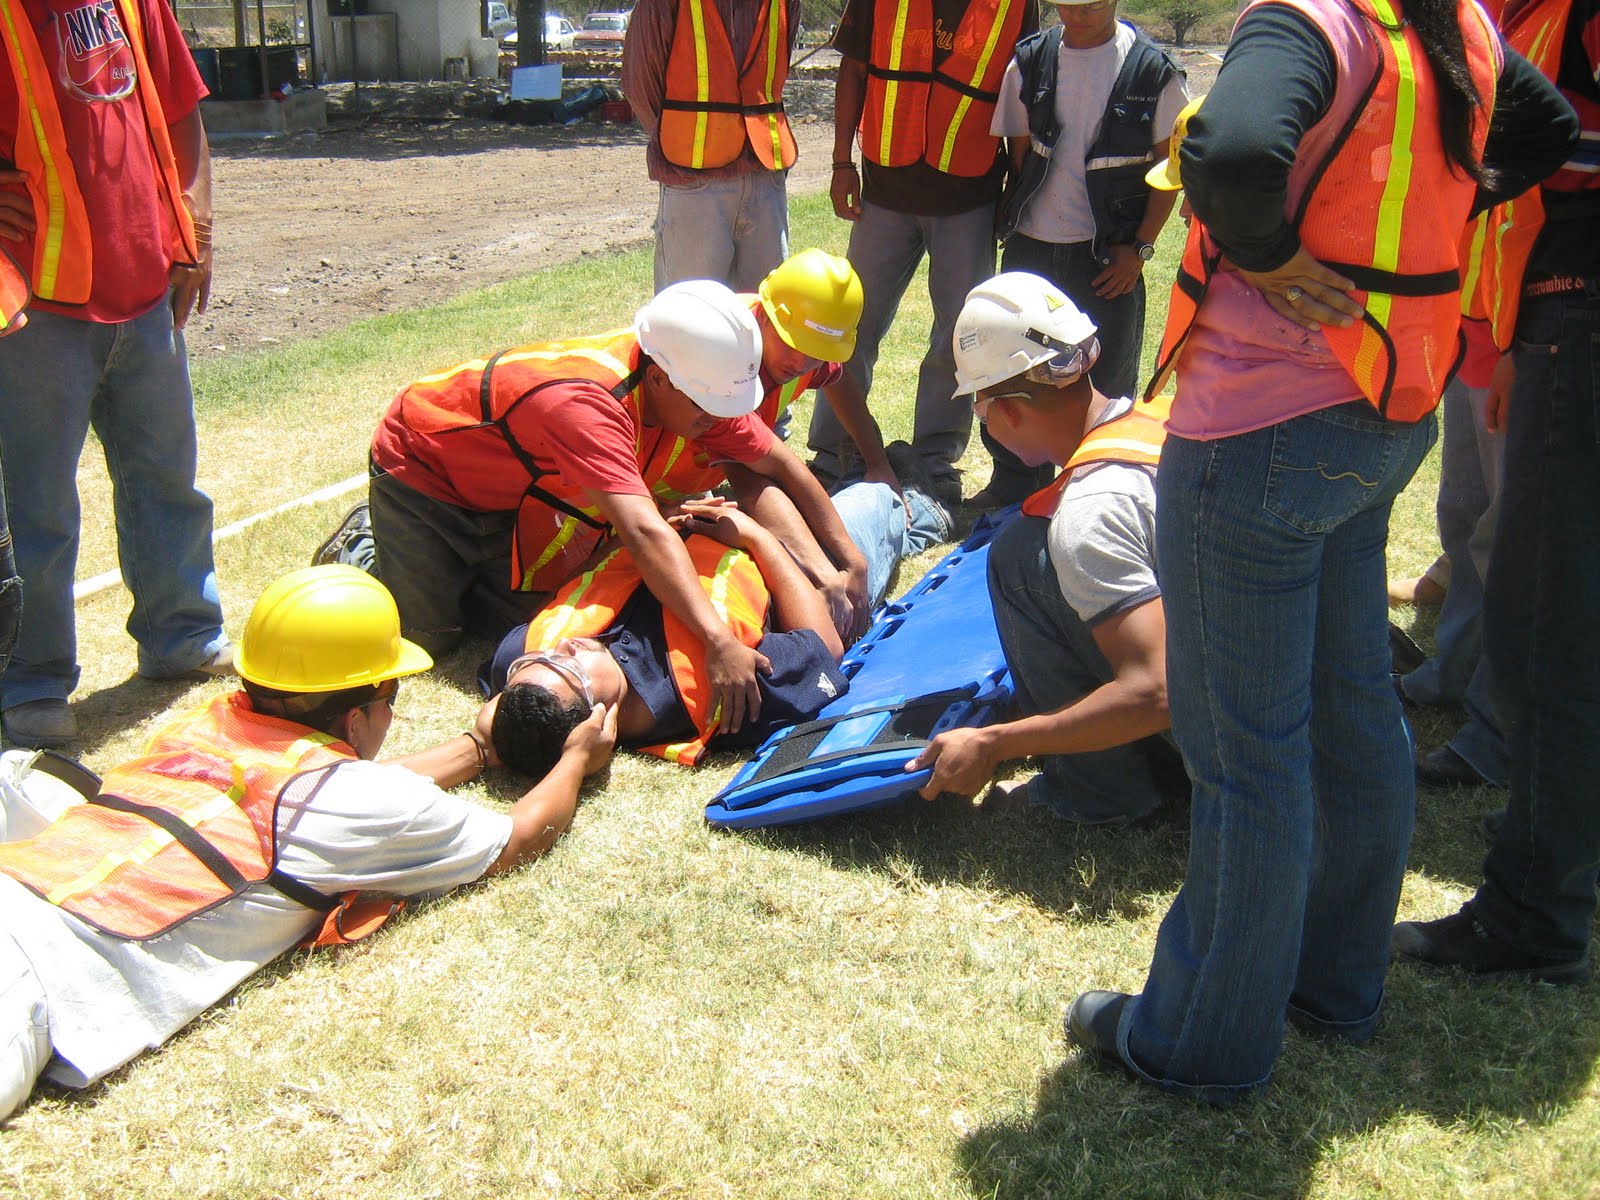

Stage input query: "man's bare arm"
[
  {"left": 595, "top": 489, "right": 772, "bottom": 731},
  {"left": 908, "top": 598, "right": 1169, "bottom": 799}
]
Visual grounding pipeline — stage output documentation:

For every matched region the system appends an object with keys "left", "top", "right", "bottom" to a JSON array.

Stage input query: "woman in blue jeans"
[{"left": 1062, "top": 0, "right": 1577, "bottom": 1102}]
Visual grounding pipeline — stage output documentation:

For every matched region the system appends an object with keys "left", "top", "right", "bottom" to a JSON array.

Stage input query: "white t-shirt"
[
  {"left": 991, "top": 23, "right": 1190, "bottom": 244},
  {"left": 0, "top": 759, "right": 512, "bottom": 1088},
  {"left": 1046, "top": 397, "right": 1161, "bottom": 627}
]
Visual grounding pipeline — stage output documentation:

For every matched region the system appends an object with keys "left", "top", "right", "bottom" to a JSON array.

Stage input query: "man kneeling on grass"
[
  {"left": 906, "top": 272, "right": 1186, "bottom": 823},
  {"left": 481, "top": 498, "right": 848, "bottom": 775},
  {"left": 0, "top": 565, "right": 614, "bottom": 1121}
]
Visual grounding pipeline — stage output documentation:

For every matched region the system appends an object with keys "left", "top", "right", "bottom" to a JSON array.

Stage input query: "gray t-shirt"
[{"left": 1045, "top": 397, "right": 1160, "bottom": 626}]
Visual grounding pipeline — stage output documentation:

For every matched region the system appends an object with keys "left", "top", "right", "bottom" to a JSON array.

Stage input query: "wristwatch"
[{"left": 1134, "top": 241, "right": 1156, "bottom": 262}]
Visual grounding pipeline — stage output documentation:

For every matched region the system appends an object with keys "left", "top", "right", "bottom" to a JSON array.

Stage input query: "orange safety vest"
[
  {"left": 859, "top": 0, "right": 1025, "bottom": 178},
  {"left": 521, "top": 533, "right": 770, "bottom": 765},
  {"left": 1459, "top": 0, "right": 1570, "bottom": 349},
  {"left": 652, "top": 368, "right": 814, "bottom": 501},
  {"left": 1146, "top": 0, "right": 1499, "bottom": 421},
  {"left": 659, "top": 0, "right": 796, "bottom": 170},
  {"left": 0, "top": 0, "right": 198, "bottom": 305},
  {"left": 0, "top": 243, "right": 28, "bottom": 332},
  {"left": 1021, "top": 394, "right": 1171, "bottom": 518},
  {"left": 381, "top": 329, "right": 662, "bottom": 594},
  {"left": 0, "top": 694, "right": 397, "bottom": 948}
]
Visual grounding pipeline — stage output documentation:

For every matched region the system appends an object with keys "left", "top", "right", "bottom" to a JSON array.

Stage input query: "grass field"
[{"left": 5, "top": 195, "right": 1597, "bottom": 1200}]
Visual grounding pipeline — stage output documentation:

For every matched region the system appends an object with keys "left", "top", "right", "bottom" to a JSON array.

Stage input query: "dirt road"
[
  {"left": 195, "top": 80, "right": 840, "bottom": 357},
  {"left": 199, "top": 51, "right": 1219, "bottom": 358}
]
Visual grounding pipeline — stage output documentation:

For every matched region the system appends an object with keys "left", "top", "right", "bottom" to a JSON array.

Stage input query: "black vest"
[{"left": 997, "top": 23, "right": 1182, "bottom": 261}]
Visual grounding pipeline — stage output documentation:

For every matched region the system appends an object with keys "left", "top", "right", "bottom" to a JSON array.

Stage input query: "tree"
[
  {"left": 1137, "top": 0, "right": 1232, "bottom": 46},
  {"left": 517, "top": 0, "right": 547, "bottom": 67}
]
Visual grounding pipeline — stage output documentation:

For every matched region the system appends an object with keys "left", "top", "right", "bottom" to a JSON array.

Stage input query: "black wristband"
[{"left": 832, "top": 160, "right": 857, "bottom": 171}]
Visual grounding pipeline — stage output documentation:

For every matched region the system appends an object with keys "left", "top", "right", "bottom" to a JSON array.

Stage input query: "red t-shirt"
[
  {"left": 373, "top": 371, "right": 774, "bottom": 513},
  {"left": 0, "top": 0, "right": 205, "bottom": 322}
]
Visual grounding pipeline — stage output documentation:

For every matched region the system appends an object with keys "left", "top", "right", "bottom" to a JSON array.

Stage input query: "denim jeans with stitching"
[
  {"left": 830, "top": 480, "right": 951, "bottom": 608},
  {"left": 0, "top": 303, "right": 227, "bottom": 706},
  {"left": 1470, "top": 290, "right": 1600, "bottom": 962},
  {"left": 1120, "top": 401, "right": 1436, "bottom": 1102},
  {"left": 0, "top": 460, "right": 19, "bottom": 677}
]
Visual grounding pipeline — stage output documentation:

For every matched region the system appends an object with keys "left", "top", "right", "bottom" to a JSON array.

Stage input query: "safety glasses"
[
  {"left": 972, "top": 388, "right": 1032, "bottom": 425},
  {"left": 506, "top": 650, "right": 595, "bottom": 708}
]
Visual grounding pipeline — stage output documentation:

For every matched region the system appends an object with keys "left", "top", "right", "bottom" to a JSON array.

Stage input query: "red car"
[{"left": 572, "top": 10, "right": 630, "bottom": 48}]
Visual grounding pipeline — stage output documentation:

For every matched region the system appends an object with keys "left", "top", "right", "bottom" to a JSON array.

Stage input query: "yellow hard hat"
[
  {"left": 235, "top": 565, "right": 433, "bottom": 693},
  {"left": 758, "top": 248, "right": 863, "bottom": 363},
  {"left": 1146, "top": 96, "right": 1206, "bottom": 191}
]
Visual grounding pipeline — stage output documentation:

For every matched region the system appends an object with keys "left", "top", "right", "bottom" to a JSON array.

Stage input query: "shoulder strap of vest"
[
  {"left": 90, "top": 791, "right": 249, "bottom": 892},
  {"left": 1015, "top": 25, "right": 1063, "bottom": 142},
  {"left": 484, "top": 349, "right": 619, "bottom": 534}
]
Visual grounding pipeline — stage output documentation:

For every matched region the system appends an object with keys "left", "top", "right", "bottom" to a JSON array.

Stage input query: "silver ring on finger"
[{"left": 1285, "top": 285, "right": 1305, "bottom": 303}]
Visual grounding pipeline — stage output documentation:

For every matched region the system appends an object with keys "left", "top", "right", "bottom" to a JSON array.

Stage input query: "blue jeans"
[
  {"left": 830, "top": 480, "right": 950, "bottom": 608},
  {"left": 1470, "top": 289, "right": 1600, "bottom": 962},
  {"left": 808, "top": 200, "right": 996, "bottom": 481},
  {"left": 0, "top": 303, "right": 227, "bottom": 705},
  {"left": 981, "top": 235, "right": 1147, "bottom": 503},
  {"left": 0, "top": 459, "right": 18, "bottom": 677},
  {"left": 987, "top": 514, "right": 1183, "bottom": 821},
  {"left": 1121, "top": 401, "right": 1435, "bottom": 1102},
  {"left": 1399, "top": 377, "right": 1508, "bottom": 782}
]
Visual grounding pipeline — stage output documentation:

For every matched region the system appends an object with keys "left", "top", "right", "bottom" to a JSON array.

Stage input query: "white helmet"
[
  {"left": 634, "top": 280, "right": 764, "bottom": 419},
  {"left": 951, "top": 272, "right": 1099, "bottom": 396}
]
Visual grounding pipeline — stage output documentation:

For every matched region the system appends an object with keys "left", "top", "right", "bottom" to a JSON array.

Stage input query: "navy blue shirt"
[{"left": 482, "top": 585, "right": 848, "bottom": 752}]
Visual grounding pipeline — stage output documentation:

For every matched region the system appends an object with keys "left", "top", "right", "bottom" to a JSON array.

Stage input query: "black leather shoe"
[
  {"left": 1392, "top": 908, "right": 1590, "bottom": 983},
  {"left": 1416, "top": 745, "right": 1495, "bottom": 788},
  {"left": 1065, "top": 990, "right": 1132, "bottom": 1068}
]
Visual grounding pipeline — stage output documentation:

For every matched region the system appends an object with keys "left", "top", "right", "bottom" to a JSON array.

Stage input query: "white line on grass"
[{"left": 72, "top": 473, "right": 367, "bottom": 602}]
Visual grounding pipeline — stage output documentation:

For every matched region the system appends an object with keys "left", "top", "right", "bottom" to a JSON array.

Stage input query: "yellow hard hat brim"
[
  {"left": 1145, "top": 156, "right": 1183, "bottom": 191},
  {"left": 391, "top": 636, "right": 435, "bottom": 680}
]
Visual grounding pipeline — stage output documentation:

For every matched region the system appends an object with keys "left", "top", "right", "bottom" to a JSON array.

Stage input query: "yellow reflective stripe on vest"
[
  {"left": 43, "top": 783, "right": 242, "bottom": 908},
  {"left": 528, "top": 547, "right": 624, "bottom": 641},
  {"left": 775, "top": 374, "right": 804, "bottom": 423},
  {"left": 935, "top": 0, "right": 1015, "bottom": 173},
  {"left": 525, "top": 517, "right": 585, "bottom": 589},
  {"left": 0, "top": 0, "right": 69, "bottom": 297},
  {"left": 687, "top": 0, "right": 713, "bottom": 168},
  {"left": 1460, "top": 210, "right": 1490, "bottom": 315},
  {"left": 1349, "top": 0, "right": 1419, "bottom": 387},
  {"left": 759, "top": 0, "right": 785, "bottom": 162},
  {"left": 878, "top": 0, "right": 914, "bottom": 162},
  {"left": 1365, "top": 0, "right": 1418, "bottom": 333}
]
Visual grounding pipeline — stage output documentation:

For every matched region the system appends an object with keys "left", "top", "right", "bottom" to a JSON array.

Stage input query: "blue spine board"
[{"left": 706, "top": 509, "right": 1020, "bottom": 829}]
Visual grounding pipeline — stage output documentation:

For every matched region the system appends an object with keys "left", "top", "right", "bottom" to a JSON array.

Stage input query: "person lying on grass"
[
  {"left": 480, "top": 497, "right": 848, "bottom": 775},
  {"left": 0, "top": 565, "right": 615, "bottom": 1122}
]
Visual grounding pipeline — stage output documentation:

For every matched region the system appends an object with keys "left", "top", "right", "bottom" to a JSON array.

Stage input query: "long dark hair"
[{"left": 1406, "top": 0, "right": 1497, "bottom": 186}]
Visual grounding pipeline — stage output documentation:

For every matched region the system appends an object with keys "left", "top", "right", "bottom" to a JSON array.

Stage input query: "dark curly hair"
[{"left": 491, "top": 682, "right": 590, "bottom": 779}]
